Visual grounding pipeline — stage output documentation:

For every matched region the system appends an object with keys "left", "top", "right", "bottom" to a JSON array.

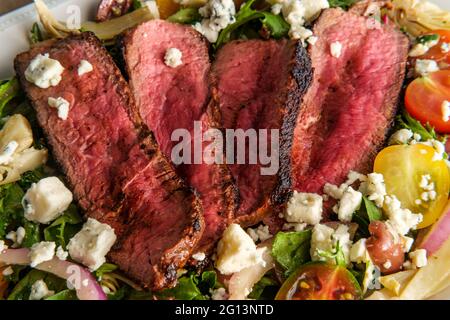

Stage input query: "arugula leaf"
[
  {"left": 272, "top": 230, "right": 312, "bottom": 277},
  {"left": 95, "top": 263, "right": 118, "bottom": 279},
  {"left": 0, "top": 78, "right": 20, "bottom": 117},
  {"left": 43, "top": 204, "right": 83, "bottom": 248},
  {"left": 396, "top": 110, "right": 438, "bottom": 141},
  {"left": 247, "top": 275, "right": 279, "bottom": 300},
  {"left": 316, "top": 240, "right": 347, "bottom": 267},
  {"left": 361, "top": 196, "right": 383, "bottom": 222},
  {"left": 17, "top": 167, "right": 47, "bottom": 191},
  {"left": 353, "top": 196, "right": 382, "bottom": 238},
  {"left": 215, "top": 0, "right": 289, "bottom": 48},
  {"left": 417, "top": 34, "right": 439, "bottom": 44},
  {"left": 0, "top": 183, "right": 25, "bottom": 239},
  {"left": 168, "top": 8, "right": 201, "bottom": 24},
  {"left": 328, "top": 0, "right": 357, "bottom": 10},
  {"left": 45, "top": 289, "right": 77, "bottom": 300},
  {"left": 158, "top": 270, "right": 220, "bottom": 300},
  {"left": 29, "top": 23, "right": 44, "bottom": 44},
  {"left": 7, "top": 269, "right": 67, "bottom": 300},
  {"left": 132, "top": 0, "right": 143, "bottom": 10}
]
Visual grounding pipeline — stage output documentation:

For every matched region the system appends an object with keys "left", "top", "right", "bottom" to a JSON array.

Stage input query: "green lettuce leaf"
[
  {"left": 0, "top": 78, "right": 20, "bottom": 118},
  {"left": 272, "top": 230, "right": 312, "bottom": 277},
  {"left": 396, "top": 110, "right": 439, "bottom": 142},
  {"left": 7, "top": 269, "right": 67, "bottom": 300},
  {"left": 45, "top": 289, "right": 78, "bottom": 300},
  {"left": 43, "top": 204, "right": 83, "bottom": 248},
  {"left": 215, "top": 0, "right": 289, "bottom": 48},
  {"left": 353, "top": 196, "right": 383, "bottom": 238},
  {"left": 247, "top": 274, "right": 279, "bottom": 300},
  {"left": 158, "top": 270, "right": 220, "bottom": 300},
  {"left": 29, "top": 22, "right": 44, "bottom": 44},
  {"left": 95, "top": 263, "right": 118, "bottom": 279}
]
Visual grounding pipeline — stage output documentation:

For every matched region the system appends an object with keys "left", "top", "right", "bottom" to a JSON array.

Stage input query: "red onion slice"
[{"left": 0, "top": 248, "right": 107, "bottom": 300}]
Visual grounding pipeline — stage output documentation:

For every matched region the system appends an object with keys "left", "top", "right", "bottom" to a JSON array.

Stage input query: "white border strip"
[{"left": 0, "top": 0, "right": 62, "bottom": 32}]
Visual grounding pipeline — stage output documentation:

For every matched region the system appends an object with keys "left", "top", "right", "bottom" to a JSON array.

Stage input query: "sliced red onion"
[{"left": 0, "top": 248, "right": 106, "bottom": 300}]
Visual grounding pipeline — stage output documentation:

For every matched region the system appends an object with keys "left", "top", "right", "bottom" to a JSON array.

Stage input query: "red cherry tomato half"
[
  {"left": 405, "top": 70, "right": 450, "bottom": 133},
  {"left": 275, "top": 263, "right": 362, "bottom": 300}
]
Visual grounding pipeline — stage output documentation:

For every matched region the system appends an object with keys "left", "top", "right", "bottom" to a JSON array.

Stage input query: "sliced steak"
[
  {"left": 122, "top": 20, "right": 237, "bottom": 254},
  {"left": 291, "top": 8, "right": 409, "bottom": 195},
  {"left": 211, "top": 39, "right": 313, "bottom": 225},
  {"left": 14, "top": 32, "right": 204, "bottom": 290}
]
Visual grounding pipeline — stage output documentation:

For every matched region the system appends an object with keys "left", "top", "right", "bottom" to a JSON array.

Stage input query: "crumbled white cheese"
[
  {"left": 441, "top": 42, "right": 450, "bottom": 53},
  {"left": 269, "top": 0, "right": 328, "bottom": 43},
  {"left": 350, "top": 238, "right": 369, "bottom": 264},
  {"left": 283, "top": 222, "right": 307, "bottom": 232},
  {"left": 25, "top": 53, "right": 64, "bottom": 89},
  {"left": 285, "top": 191, "right": 323, "bottom": 225},
  {"left": 336, "top": 186, "right": 362, "bottom": 222},
  {"left": 415, "top": 59, "right": 439, "bottom": 77},
  {"left": 330, "top": 41, "right": 343, "bottom": 58},
  {"left": 246, "top": 224, "right": 272, "bottom": 243},
  {"left": 77, "top": 59, "right": 93, "bottom": 76},
  {"left": 441, "top": 100, "right": 450, "bottom": 122},
  {"left": 22, "top": 177, "right": 73, "bottom": 224},
  {"left": 215, "top": 223, "right": 262, "bottom": 275},
  {"left": 323, "top": 183, "right": 347, "bottom": 200},
  {"left": 193, "top": 0, "right": 236, "bottom": 43},
  {"left": 210, "top": 287, "right": 228, "bottom": 300},
  {"left": 360, "top": 173, "right": 387, "bottom": 208},
  {"left": 192, "top": 252, "right": 206, "bottom": 261},
  {"left": 67, "top": 218, "right": 117, "bottom": 271},
  {"left": 48, "top": 97, "right": 70, "bottom": 121},
  {"left": 383, "top": 196, "right": 423, "bottom": 236},
  {"left": 29, "top": 241, "right": 56, "bottom": 267},
  {"left": 310, "top": 224, "right": 351, "bottom": 265},
  {"left": 2, "top": 266, "right": 14, "bottom": 276},
  {"left": 415, "top": 139, "right": 446, "bottom": 161},
  {"left": 409, "top": 249, "right": 427, "bottom": 268},
  {"left": 388, "top": 129, "right": 413, "bottom": 145},
  {"left": 271, "top": 3, "right": 282, "bottom": 15},
  {"left": 0, "top": 240, "right": 7, "bottom": 252},
  {"left": 408, "top": 43, "right": 430, "bottom": 57},
  {"left": 164, "top": 48, "right": 183, "bottom": 68},
  {"left": 400, "top": 235, "right": 414, "bottom": 253},
  {"left": 56, "top": 245, "right": 68, "bottom": 261},
  {"left": 6, "top": 226, "right": 26, "bottom": 248},
  {"left": 345, "top": 171, "right": 367, "bottom": 185},
  {"left": 0, "top": 141, "right": 19, "bottom": 165},
  {"left": 29, "top": 279, "right": 54, "bottom": 300}
]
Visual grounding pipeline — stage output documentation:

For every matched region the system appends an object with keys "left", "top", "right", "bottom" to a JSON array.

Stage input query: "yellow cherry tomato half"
[{"left": 374, "top": 144, "right": 450, "bottom": 228}]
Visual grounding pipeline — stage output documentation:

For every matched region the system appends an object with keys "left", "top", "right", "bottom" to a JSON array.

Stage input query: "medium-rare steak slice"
[
  {"left": 122, "top": 20, "right": 237, "bottom": 254},
  {"left": 291, "top": 8, "right": 409, "bottom": 195},
  {"left": 211, "top": 39, "right": 313, "bottom": 225},
  {"left": 14, "top": 32, "right": 204, "bottom": 290}
]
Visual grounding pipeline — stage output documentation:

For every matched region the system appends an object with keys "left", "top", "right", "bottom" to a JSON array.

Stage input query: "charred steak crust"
[
  {"left": 14, "top": 32, "right": 204, "bottom": 290},
  {"left": 272, "top": 42, "right": 313, "bottom": 207},
  {"left": 211, "top": 39, "right": 313, "bottom": 227},
  {"left": 122, "top": 20, "right": 238, "bottom": 255}
]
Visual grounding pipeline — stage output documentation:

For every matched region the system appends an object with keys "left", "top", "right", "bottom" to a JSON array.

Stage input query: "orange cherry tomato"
[{"left": 405, "top": 70, "right": 450, "bottom": 133}]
